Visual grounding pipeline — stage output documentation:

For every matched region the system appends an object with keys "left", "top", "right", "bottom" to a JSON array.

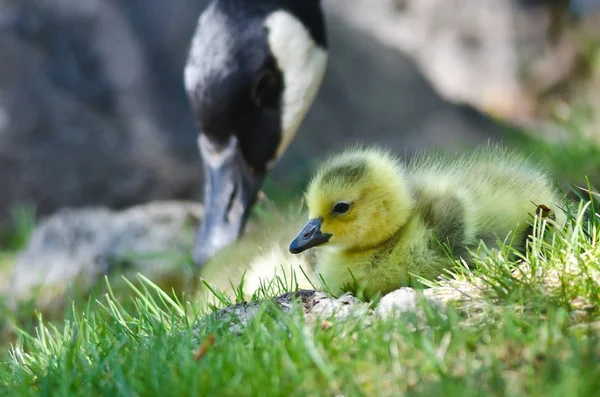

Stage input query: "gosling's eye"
[{"left": 332, "top": 201, "right": 351, "bottom": 215}]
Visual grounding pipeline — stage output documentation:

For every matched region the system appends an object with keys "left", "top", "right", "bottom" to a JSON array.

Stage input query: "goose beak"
[
  {"left": 194, "top": 135, "right": 265, "bottom": 267},
  {"left": 289, "top": 217, "right": 332, "bottom": 254}
]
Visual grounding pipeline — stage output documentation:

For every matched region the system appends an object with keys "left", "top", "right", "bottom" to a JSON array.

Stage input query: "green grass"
[
  {"left": 2, "top": 105, "right": 600, "bottom": 395},
  {"left": 503, "top": 116, "right": 600, "bottom": 193},
  {"left": 0, "top": 205, "right": 36, "bottom": 276},
  {"left": 0, "top": 205, "right": 37, "bottom": 349},
  {"left": 0, "top": 202, "right": 599, "bottom": 396}
]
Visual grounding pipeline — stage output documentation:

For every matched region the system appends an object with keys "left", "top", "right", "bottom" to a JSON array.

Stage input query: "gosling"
[{"left": 289, "top": 144, "right": 571, "bottom": 298}]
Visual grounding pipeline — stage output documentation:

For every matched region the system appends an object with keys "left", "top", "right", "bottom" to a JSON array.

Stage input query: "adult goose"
[{"left": 184, "top": 0, "right": 328, "bottom": 266}]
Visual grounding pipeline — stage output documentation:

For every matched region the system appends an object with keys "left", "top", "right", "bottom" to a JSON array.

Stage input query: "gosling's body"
[{"left": 291, "top": 144, "right": 569, "bottom": 298}]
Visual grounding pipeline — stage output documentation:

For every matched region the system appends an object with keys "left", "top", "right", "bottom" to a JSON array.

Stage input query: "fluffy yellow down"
[{"left": 301, "top": 144, "right": 571, "bottom": 299}]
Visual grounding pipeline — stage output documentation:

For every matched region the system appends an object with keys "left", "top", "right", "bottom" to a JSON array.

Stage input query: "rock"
[
  {"left": 375, "top": 287, "right": 443, "bottom": 317},
  {"left": 197, "top": 286, "right": 466, "bottom": 336},
  {"left": 196, "top": 290, "right": 371, "bottom": 336},
  {"left": 324, "top": 0, "right": 582, "bottom": 124},
  {"left": 0, "top": 0, "right": 205, "bottom": 231},
  {"left": 0, "top": 0, "right": 553, "bottom": 230},
  {"left": 8, "top": 201, "right": 202, "bottom": 308},
  {"left": 374, "top": 287, "right": 451, "bottom": 330}
]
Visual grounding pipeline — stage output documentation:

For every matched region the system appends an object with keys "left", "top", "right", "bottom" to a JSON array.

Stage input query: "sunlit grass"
[
  {"left": 2, "top": 99, "right": 600, "bottom": 395},
  {"left": 503, "top": 103, "right": 600, "bottom": 193},
  {"left": 0, "top": 202, "right": 598, "bottom": 396}
]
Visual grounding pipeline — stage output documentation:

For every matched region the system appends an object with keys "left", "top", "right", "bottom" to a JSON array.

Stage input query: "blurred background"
[{"left": 1, "top": 0, "right": 600, "bottom": 320}]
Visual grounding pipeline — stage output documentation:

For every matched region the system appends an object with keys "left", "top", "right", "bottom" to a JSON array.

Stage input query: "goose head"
[
  {"left": 185, "top": 0, "right": 328, "bottom": 266},
  {"left": 289, "top": 147, "right": 415, "bottom": 254}
]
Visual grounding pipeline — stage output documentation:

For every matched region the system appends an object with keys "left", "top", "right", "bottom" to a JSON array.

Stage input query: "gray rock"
[
  {"left": 8, "top": 201, "right": 202, "bottom": 307},
  {"left": 0, "top": 0, "right": 575, "bottom": 229},
  {"left": 197, "top": 290, "right": 371, "bottom": 335},
  {"left": 197, "top": 286, "right": 458, "bottom": 336},
  {"left": 325, "top": 0, "right": 581, "bottom": 124},
  {"left": 0, "top": 0, "right": 204, "bottom": 230},
  {"left": 375, "top": 287, "right": 445, "bottom": 322}
]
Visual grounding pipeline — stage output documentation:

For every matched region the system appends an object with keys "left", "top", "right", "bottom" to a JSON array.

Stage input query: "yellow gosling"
[{"left": 289, "top": 144, "right": 571, "bottom": 299}]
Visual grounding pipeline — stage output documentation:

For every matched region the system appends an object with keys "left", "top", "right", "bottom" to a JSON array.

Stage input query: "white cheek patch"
[{"left": 264, "top": 10, "right": 328, "bottom": 164}]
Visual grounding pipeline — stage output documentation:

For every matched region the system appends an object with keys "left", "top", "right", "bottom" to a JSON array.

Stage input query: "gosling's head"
[{"left": 289, "top": 147, "right": 414, "bottom": 254}]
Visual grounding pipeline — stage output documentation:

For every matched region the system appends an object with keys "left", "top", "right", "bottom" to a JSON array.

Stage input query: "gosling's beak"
[
  {"left": 289, "top": 217, "right": 332, "bottom": 254},
  {"left": 194, "top": 135, "right": 265, "bottom": 267}
]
